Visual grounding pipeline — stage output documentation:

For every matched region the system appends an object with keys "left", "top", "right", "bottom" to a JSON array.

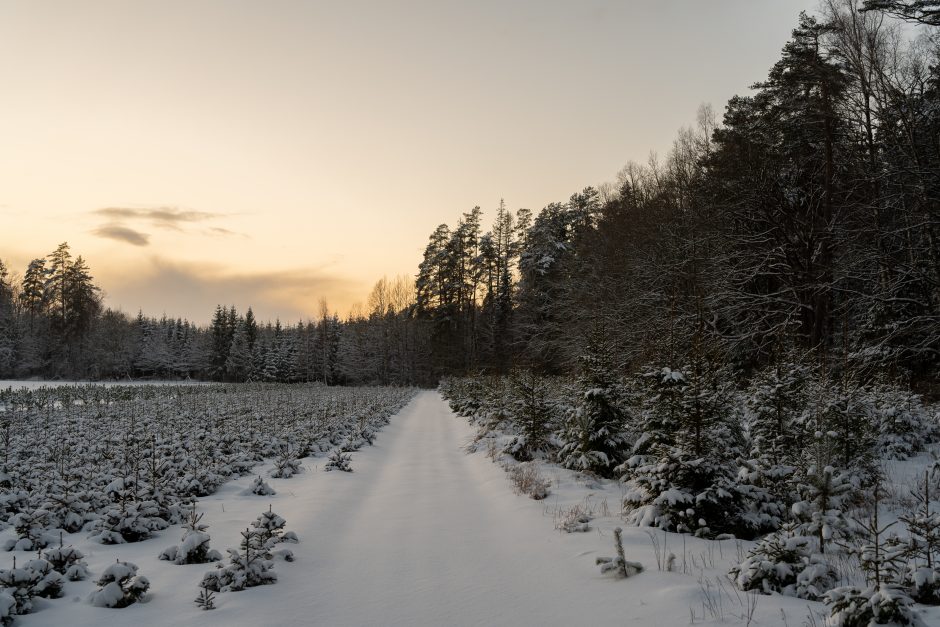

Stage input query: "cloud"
[
  {"left": 89, "top": 205, "right": 242, "bottom": 245},
  {"left": 93, "top": 206, "right": 223, "bottom": 231},
  {"left": 91, "top": 224, "right": 151, "bottom": 246},
  {"left": 205, "top": 226, "right": 244, "bottom": 237},
  {"left": 101, "top": 258, "right": 365, "bottom": 323}
]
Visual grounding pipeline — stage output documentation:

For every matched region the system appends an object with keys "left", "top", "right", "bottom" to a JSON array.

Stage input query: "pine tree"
[
  {"left": 209, "top": 305, "right": 229, "bottom": 379},
  {"left": 20, "top": 259, "right": 47, "bottom": 326},
  {"left": 622, "top": 355, "right": 748, "bottom": 538},
  {"left": 738, "top": 360, "right": 810, "bottom": 532},
  {"left": 225, "top": 323, "right": 251, "bottom": 382},
  {"left": 559, "top": 331, "right": 627, "bottom": 477},
  {"left": 791, "top": 465, "right": 855, "bottom": 554},
  {"left": 0, "top": 261, "right": 15, "bottom": 378},
  {"left": 862, "top": 0, "right": 940, "bottom": 24},
  {"left": 504, "top": 370, "right": 553, "bottom": 461}
]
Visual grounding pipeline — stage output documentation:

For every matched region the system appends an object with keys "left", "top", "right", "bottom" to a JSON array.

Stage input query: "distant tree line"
[
  {"left": 0, "top": 3, "right": 937, "bottom": 388},
  {"left": 0, "top": 244, "right": 428, "bottom": 385}
]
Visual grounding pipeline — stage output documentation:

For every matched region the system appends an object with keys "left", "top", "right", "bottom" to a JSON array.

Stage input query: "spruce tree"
[
  {"left": 622, "top": 353, "right": 747, "bottom": 538},
  {"left": 559, "top": 331, "right": 627, "bottom": 477}
]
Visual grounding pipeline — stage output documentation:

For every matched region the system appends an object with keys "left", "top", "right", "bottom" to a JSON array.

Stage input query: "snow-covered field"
[
  {"left": 0, "top": 383, "right": 415, "bottom": 626},
  {"left": 2, "top": 386, "right": 938, "bottom": 626},
  {"left": 5, "top": 390, "right": 787, "bottom": 627}
]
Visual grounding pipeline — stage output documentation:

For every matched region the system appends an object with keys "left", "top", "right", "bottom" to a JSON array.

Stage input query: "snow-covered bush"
[
  {"left": 898, "top": 471, "right": 940, "bottom": 603},
  {"left": 4, "top": 509, "right": 52, "bottom": 551},
  {"left": 798, "top": 377, "right": 878, "bottom": 487},
  {"left": 825, "top": 584, "right": 922, "bottom": 626},
  {"left": 502, "top": 370, "right": 554, "bottom": 461},
  {"left": 40, "top": 486, "right": 91, "bottom": 533},
  {"left": 0, "top": 557, "right": 66, "bottom": 616},
  {"left": 245, "top": 476, "right": 276, "bottom": 496},
  {"left": 556, "top": 504, "right": 592, "bottom": 533},
  {"left": 0, "top": 593, "right": 14, "bottom": 626},
  {"left": 89, "top": 561, "right": 150, "bottom": 608},
  {"left": 324, "top": 450, "right": 352, "bottom": 472},
  {"left": 903, "top": 565, "right": 940, "bottom": 605},
  {"left": 201, "top": 529, "right": 277, "bottom": 593},
  {"left": 729, "top": 525, "right": 837, "bottom": 600},
  {"left": 868, "top": 384, "right": 938, "bottom": 460},
  {"left": 249, "top": 507, "right": 297, "bottom": 561},
  {"left": 270, "top": 448, "right": 303, "bottom": 479},
  {"left": 42, "top": 545, "right": 89, "bottom": 581},
  {"left": 159, "top": 508, "right": 222, "bottom": 565},
  {"left": 89, "top": 500, "right": 169, "bottom": 544},
  {"left": 900, "top": 471, "right": 940, "bottom": 587}
]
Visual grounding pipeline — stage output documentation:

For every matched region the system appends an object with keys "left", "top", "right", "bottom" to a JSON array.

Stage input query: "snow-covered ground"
[{"left": 6, "top": 390, "right": 940, "bottom": 626}]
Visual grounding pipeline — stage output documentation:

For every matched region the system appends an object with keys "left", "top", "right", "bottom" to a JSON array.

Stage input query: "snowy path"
[{"left": 272, "top": 390, "right": 641, "bottom": 626}]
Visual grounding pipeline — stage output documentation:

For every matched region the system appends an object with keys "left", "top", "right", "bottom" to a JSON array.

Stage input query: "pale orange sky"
[{"left": 0, "top": 0, "right": 815, "bottom": 323}]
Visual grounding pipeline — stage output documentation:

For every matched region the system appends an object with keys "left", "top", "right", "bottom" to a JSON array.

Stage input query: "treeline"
[
  {"left": 416, "top": 5, "right": 939, "bottom": 388},
  {"left": 0, "top": 245, "right": 429, "bottom": 384}
]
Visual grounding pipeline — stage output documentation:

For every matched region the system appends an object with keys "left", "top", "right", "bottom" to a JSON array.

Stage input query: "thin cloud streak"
[
  {"left": 93, "top": 206, "right": 223, "bottom": 231},
  {"left": 91, "top": 224, "right": 151, "bottom": 247},
  {"left": 205, "top": 226, "right": 245, "bottom": 238}
]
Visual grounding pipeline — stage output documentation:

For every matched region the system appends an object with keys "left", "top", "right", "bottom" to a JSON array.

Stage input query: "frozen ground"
[{"left": 7, "top": 390, "right": 939, "bottom": 626}]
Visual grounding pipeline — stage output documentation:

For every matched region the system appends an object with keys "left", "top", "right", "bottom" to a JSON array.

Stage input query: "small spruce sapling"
[
  {"left": 900, "top": 470, "right": 940, "bottom": 603},
  {"left": 560, "top": 332, "right": 628, "bottom": 477},
  {"left": 729, "top": 523, "right": 837, "bottom": 600},
  {"left": 791, "top": 466, "right": 855, "bottom": 554},
  {"left": 43, "top": 537, "right": 89, "bottom": 581},
  {"left": 324, "top": 450, "right": 352, "bottom": 472},
  {"left": 0, "top": 556, "right": 67, "bottom": 616},
  {"left": 89, "top": 560, "right": 150, "bottom": 608},
  {"left": 245, "top": 476, "right": 276, "bottom": 496},
  {"left": 201, "top": 528, "right": 277, "bottom": 593},
  {"left": 194, "top": 585, "right": 216, "bottom": 610},
  {"left": 270, "top": 446, "right": 303, "bottom": 479},
  {"left": 4, "top": 509, "right": 51, "bottom": 552},
  {"left": 825, "top": 484, "right": 920, "bottom": 626},
  {"left": 596, "top": 528, "right": 643, "bottom": 578},
  {"left": 250, "top": 506, "right": 297, "bottom": 560},
  {"left": 159, "top": 505, "right": 222, "bottom": 565}
]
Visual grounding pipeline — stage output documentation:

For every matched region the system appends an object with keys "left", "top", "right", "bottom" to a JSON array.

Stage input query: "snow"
[{"left": 4, "top": 390, "right": 939, "bottom": 626}]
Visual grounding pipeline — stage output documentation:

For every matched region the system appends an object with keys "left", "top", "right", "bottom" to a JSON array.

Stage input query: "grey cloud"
[
  {"left": 91, "top": 224, "right": 151, "bottom": 246},
  {"left": 93, "top": 206, "right": 223, "bottom": 231}
]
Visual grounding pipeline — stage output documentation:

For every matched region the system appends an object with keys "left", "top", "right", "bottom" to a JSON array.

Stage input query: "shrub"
[
  {"left": 89, "top": 561, "right": 150, "bottom": 608},
  {"left": 729, "top": 525, "right": 837, "bottom": 600},
  {"left": 507, "top": 462, "right": 550, "bottom": 500}
]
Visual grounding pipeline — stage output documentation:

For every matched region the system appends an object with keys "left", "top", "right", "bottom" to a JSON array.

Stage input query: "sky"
[{"left": 0, "top": 0, "right": 816, "bottom": 323}]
